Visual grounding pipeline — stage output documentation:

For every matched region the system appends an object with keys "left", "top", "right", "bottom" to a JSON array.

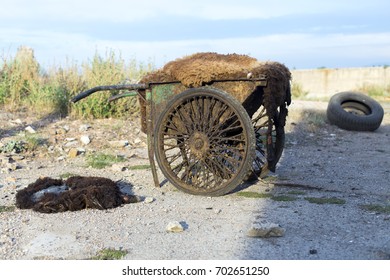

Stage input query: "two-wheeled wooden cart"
[{"left": 71, "top": 58, "right": 290, "bottom": 196}]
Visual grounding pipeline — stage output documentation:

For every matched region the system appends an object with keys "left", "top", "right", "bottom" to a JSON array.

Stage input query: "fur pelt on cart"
[{"left": 138, "top": 52, "right": 291, "bottom": 131}]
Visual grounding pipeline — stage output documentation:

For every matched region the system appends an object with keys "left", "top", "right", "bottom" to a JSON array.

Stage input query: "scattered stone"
[
  {"left": 64, "top": 141, "right": 77, "bottom": 147},
  {"left": 79, "top": 124, "right": 91, "bottom": 132},
  {"left": 12, "top": 155, "right": 25, "bottom": 161},
  {"left": 0, "top": 155, "right": 10, "bottom": 164},
  {"left": 247, "top": 221, "right": 285, "bottom": 238},
  {"left": 111, "top": 163, "right": 127, "bottom": 172},
  {"left": 25, "top": 126, "right": 36, "bottom": 134},
  {"left": 12, "top": 119, "right": 23, "bottom": 125},
  {"left": 80, "top": 135, "right": 91, "bottom": 145},
  {"left": 6, "top": 177, "right": 17, "bottom": 183},
  {"left": 77, "top": 148, "right": 86, "bottom": 154},
  {"left": 144, "top": 197, "right": 154, "bottom": 203},
  {"left": 56, "top": 127, "right": 67, "bottom": 135},
  {"left": 166, "top": 221, "right": 184, "bottom": 233},
  {"left": 109, "top": 140, "right": 129, "bottom": 148},
  {"left": 128, "top": 148, "right": 149, "bottom": 159},
  {"left": 6, "top": 162, "right": 21, "bottom": 171},
  {"left": 68, "top": 148, "right": 79, "bottom": 158}
]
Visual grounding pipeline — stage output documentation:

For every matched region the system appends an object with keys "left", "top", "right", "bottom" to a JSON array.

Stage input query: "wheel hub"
[{"left": 189, "top": 131, "right": 210, "bottom": 159}]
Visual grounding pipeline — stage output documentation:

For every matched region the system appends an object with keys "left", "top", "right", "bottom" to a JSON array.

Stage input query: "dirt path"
[{"left": 1, "top": 100, "right": 389, "bottom": 260}]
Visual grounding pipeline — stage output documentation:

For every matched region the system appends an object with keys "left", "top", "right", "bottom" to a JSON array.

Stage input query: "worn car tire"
[{"left": 327, "top": 91, "right": 384, "bottom": 131}]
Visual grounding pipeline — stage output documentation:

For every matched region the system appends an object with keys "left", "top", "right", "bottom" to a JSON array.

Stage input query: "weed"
[
  {"left": 0, "top": 206, "right": 15, "bottom": 213},
  {"left": 59, "top": 172, "right": 79, "bottom": 179},
  {"left": 237, "top": 191, "right": 273, "bottom": 199},
  {"left": 271, "top": 195, "right": 298, "bottom": 202},
  {"left": 0, "top": 140, "right": 26, "bottom": 153},
  {"left": 304, "top": 197, "right": 346, "bottom": 205},
  {"left": 128, "top": 164, "right": 151, "bottom": 170},
  {"left": 291, "top": 83, "right": 309, "bottom": 99},
  {"left": 23, "top": 134, "right": 45, "bottom": 151},
  {"left": 1, "top": 47, "right": 154, "bottom": 118},
  {"left": 356, "top": 84, "right": 390, "bottom": 102},
  {"left": 261, "top": 176, "right": 278, "bottom": 183},
  {"left": 287, "top": 190, "right": 306, "bottom": 195},
  {"left": 86, "top": 152, "right": 126, "bottom": 169},
  {"left": 90, "top": 248, "right": 128, "bottom": 260},
  {"left": 237, "top": 191, "right": 298, "bottom": 202},
  {"left": 361, "top": 204, "right": 390, "bottom": 214}
]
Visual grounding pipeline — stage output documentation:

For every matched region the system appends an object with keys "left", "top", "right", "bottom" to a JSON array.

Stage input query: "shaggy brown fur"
[
  {"left": 140, "top": 52, "right": 260, "bottom": 87},
  {"left": 15, "top": 176, "right": 138, "bottom": 213},
  {"left": 140, "top": 52, "right": 291, "bottom": 129}
]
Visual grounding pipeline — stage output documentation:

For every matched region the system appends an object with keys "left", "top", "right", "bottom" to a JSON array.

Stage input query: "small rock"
[
  {"left": 6, "top": 162, "right": 21, "bottom": 171},
  {"left": 25, "top": 126, "right": 36, "bottom": 134},
  {"left": 247, "top": 221, "right": 285, "bottom": 238},
  {"left": 68, "top": 148, "right": 79, "bottom": 158},
  {"left": 0, "top": 155, "right": 10, "bottom": 164},
  {"left": 13, "top": 119, "right": 23, "bottom": 125},
  {"left": 6, "top": 177, "right": 17, "bottom": 183},
  {"left": 80, "top": 135, "right": 91, "bottom": 145},
  {"left": 56, "top": 128, "right": 67, "bottom": 135},
  {"left": 111, "top": 163, "right": 127, "bottom": 172},
  {"left": 64, "top": 141, "right": 77, "bottom": 147},
  {"left": 109, "top": 140, "right": 129, "bottom": 148},
  {"left": 77, "top": 148, "right": 86, "bottom": 154},
  {"left": 144, "top": 197, "right": 154, "bottom": 203},
  {"left": 166, "top": 221, "right": 184, "bottom": 233},
  {"left": 79, "top": 124, "right": 91, "bottom": 132}
]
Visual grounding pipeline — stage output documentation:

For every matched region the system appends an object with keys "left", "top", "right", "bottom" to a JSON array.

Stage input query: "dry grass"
[{"left": 0, "top": 47, "right": 153, "bottom": 119}]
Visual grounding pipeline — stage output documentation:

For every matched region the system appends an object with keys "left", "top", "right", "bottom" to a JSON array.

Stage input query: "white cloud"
[
  {"left": 1, "top": 0, "right": 383, "bottom": 22},
  {"left": 3, "top": 26, "right": 388, "bottom": 69}
]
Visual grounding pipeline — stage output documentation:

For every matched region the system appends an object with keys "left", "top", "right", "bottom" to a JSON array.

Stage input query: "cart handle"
[{"left": 71, "top": 83, "right": 148, "bottom": 103}]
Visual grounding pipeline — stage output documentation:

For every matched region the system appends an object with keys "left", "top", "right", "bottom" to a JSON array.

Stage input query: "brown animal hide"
[
  {"left": 15, "top": 176, "right": 139, "bottom": 213},
  {"left": 140, "top": 52, "right": 260, "bottom": 87},
  {"left": 140, "top": 52, "right": 291, "bottom": 131}
]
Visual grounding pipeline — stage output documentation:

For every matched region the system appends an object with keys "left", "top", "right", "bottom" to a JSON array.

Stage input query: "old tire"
[
  {"left": 154, "top": 87, "right": 256, "bottom": 196},
  {"left": 327, "top": 92, "right": 384, "bottom": 131}
]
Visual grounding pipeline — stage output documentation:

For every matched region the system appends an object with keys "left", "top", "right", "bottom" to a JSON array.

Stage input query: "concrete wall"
[{"left": 291, "top": 67, "right": 390, "bottom": 98}]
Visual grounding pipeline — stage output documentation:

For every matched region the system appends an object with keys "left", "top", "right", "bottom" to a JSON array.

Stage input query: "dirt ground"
[{"left": 0, "top": 99, "right": 389, "bottom": 260}]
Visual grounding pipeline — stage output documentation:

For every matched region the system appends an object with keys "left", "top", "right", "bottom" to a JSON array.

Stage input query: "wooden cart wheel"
[
  {"left": 250, "top": 105, "right": 285, "bottom": 179},
  {"left": 154, "top": 87, "right": 256, "bottom": 196}
]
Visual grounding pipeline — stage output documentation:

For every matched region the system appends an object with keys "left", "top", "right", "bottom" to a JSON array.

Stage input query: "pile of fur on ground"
[{"left": 15, "top": 176, "right": 139, "bottom": 213}]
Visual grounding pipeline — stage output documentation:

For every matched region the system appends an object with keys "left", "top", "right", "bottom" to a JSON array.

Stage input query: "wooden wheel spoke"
[{"left": 155, "top": 88, "right": 256, "bottom": 196}]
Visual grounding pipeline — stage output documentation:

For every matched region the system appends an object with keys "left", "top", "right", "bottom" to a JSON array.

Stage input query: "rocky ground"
[{"left": 0, "top": 100, "right": 389, "bottom": 260}]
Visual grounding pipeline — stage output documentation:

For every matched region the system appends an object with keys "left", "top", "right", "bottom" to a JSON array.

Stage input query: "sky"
[{"left": 1, "top": 0, "right": 390, "bottom": 70}]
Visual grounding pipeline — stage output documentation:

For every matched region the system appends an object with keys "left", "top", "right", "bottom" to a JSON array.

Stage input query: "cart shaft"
[{"left": 71, "top": 84, "right": 147, "bottom": 103}]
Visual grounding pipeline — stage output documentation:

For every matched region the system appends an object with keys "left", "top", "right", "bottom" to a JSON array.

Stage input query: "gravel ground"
[{"left": 1, "top": 100, "right": 389, "bottom": 260}]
